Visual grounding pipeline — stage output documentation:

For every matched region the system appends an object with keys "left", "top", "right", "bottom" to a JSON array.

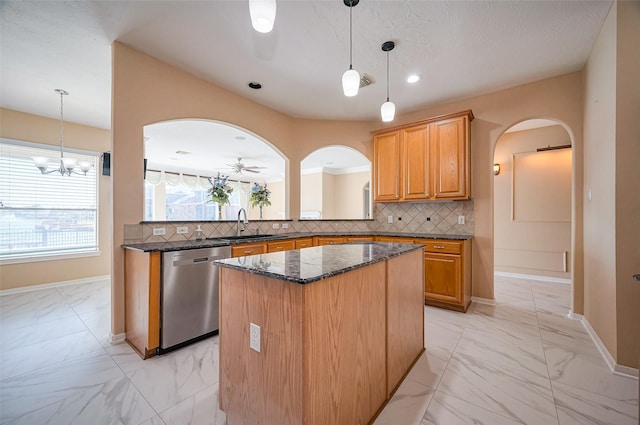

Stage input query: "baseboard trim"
[
  {"left": 494, "top": 271, "right": 571, "bottom": 285},
  {"left": 581, "top": 317, "right": 639, "bottom": 380},
  {"left": 0, "top": 275, "right": 111, "bottom": 296},
  {"left": 471, "top": 296, "right": 496, "bottom": 306},
  {"left": 567, "top": 311, "right": 583, "bottom": 321},
  {"left": 108, "top": 332, "right": 126, "bottom": 345}
]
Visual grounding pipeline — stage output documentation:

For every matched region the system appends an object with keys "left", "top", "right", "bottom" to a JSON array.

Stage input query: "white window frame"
[{"left": 0, "top": 138, "right": 100, "bottom": 264}]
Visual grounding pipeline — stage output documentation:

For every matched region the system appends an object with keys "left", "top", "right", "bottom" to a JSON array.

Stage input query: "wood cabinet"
[
  {"left": 267, "top": 240, "right": 296, "bottom": 252},
  {"left": 124, "top": 249, "right": 160, "bottom": 359},
  {"left": 376, "top": 236, "right": 415, "bottom": 244},
  {"left": 346, "top": 236, "right": 375, "bottom": 242},
  {"left": 372, "top": 110, "right": 473, "bottom": 202},
  {"left": 417, "top": 239, "right": 472, "bottom": 312},
  {"left": 314, "top": 236, "right": 346, "bottom": 246},
  {"left": 294, "top": 238, "right": 314, "bottom": 249},
  {"left": 231, "top": 242, "right": 266, "bottom": 257}
]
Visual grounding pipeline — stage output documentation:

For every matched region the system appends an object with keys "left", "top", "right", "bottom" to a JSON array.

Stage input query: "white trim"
[
  {"left": 567, "top": 310, "right": 583, "bottom": 321},
  {"left": 0, "top": 275, "right": 110, "bottom": 296},
  {"left": 108, "top": 332, "right": 126, "bottom": 345},
  {"left": 494, "top": 271, "right": 571, "bottom": 284},
  {"left": 1, "top": 136, "right": 100, "bottom": 156},
  {"left": 0, "top": 250, "right": 101, "bottom": 265},
  {"left": 581, "top": 316, "right": 638, "bottom": 380},
  {"left": 471, "top": 296, "right": 496, "bottom": 306}
]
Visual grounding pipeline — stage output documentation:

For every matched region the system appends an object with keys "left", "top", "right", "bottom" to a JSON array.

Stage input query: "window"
[
  {"left": 0, "top": 139, "right": 99, "bottom": 261},
  {"left": 144, "top": 170, "right": 252, "bottom": 221}
]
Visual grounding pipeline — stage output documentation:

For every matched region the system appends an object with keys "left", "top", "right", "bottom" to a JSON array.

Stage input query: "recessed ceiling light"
[
  {"left": 235, "top": 136, "right": 247, "bottom": 140},
  {"left": 248, "top": 82, "right": 262, "bottom": 89},
  {"left": 407, "top": 74, "right": 421, "bottom": 83}
]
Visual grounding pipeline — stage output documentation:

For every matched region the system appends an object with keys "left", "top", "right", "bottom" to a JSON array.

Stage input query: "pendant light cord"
[
  {"left": 59, "top": 91, "right": 65, "bottom": 158},
  {"left": 349, "top": 2, "right": 353, "bottom": 69},
  {"left": 386, "top": 50, "right": 390, "bottom": 101}
]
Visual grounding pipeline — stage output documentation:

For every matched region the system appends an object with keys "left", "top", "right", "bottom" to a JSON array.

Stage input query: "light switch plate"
[
  {"left": 387, "top": 215, "right": 393, "bottom": 224},
  {"left": 176, "top": 226, "right": 188, "bottom": 234},
  {"left": 282, "top": 223, "right": 289, "bottom": 229},
  {"left": 152, "top": 227, "right": 166, "bottom": 236},
  {"left": 272, "top": 223, "right": 280, "bottom": 229},
  {"left": 458, "top": 216, "right": 465, "bottom": 225},
  {"left": 250, "top": 323, "right": 260, "bottom": 352}
]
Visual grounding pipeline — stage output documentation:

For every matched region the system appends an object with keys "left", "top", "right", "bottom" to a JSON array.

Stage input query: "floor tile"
[
  {"left": 0, "top": 288, "right": 76, "bottom": 330},
  {"left": 372, "top": 379, "right": 434, "bottom": 425},
  {"left": 1, "top": 314, "right": 87, "bottom": 353},
  {"left": 421, "top": 390, "right": 524, "bottom": 425},
  {"left": 405, "top": 346, "right": 450, "bottom": 390},
  {"left": 0, "top": 352, "right": 123, "bottom": 423},
  {"left": 138, "top": 416, "right": 167, "bottom": 425},
  {"left": 159, "top": 384, "right": 226, "bottom": 425},
  {"left": 1, "top": 330, "right": 104, "bottom": 380},
  {"left": 437, "top": 352, "right": 558, "bottom": 425},
  {"left": 57, "top": 280, "right": 111, "bottom": 314},
  {"left": 553, "top": 381, "right": 638, "bottom": 425}
]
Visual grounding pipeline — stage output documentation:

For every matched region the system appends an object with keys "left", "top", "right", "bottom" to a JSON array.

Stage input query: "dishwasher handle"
[{"left": 173, "top": 257, "right": 212, "bottom": 267}]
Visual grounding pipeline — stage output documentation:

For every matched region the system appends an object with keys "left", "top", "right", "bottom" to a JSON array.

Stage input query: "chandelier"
[{"left": 33, "top": 89, "right": 91, "bottom": 176}]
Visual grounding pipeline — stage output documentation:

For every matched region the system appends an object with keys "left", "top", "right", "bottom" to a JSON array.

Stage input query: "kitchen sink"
[{"left": 208, "top": 234, "right": 274, "bottom": 242}]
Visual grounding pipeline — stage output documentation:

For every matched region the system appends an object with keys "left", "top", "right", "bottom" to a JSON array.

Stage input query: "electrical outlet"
[
  {"left": 426, "top": 217, "right": 431, "bottom": 221},
  {"left": 176, "top": 226, "right": 188, "bottom": 234},
  {"left": 152, "top": 227, "right": 166, "bottom": 236},
  {"left": 458, "top": 216, "right": 465, "bottom": 225},
  {"left": 272, "top": 223, "right": 280, "bottom": 229},
  {"left": 250, "top": 323, "right": 261, "bottom": 352},
  {"left": 282, "top": 223, "right": 289, "bottom": 229},
  {"left": 387, "top": 215, "right": 393, "bottom": 224}
]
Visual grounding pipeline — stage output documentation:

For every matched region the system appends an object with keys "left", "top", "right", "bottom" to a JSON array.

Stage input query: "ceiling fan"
[{"left": 226, "top": 157, "right": 266, "bottom": 174}]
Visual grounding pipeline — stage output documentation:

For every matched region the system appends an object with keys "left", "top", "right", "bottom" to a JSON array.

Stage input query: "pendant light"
[
  {"left": 33, "top": 89, "right": 91, "bottom": 176},
  {"left": 380, "top": 41, "right": 396, "bottom": 122},
  {"left": 249, "top": 0, "right": 277, "bottom": 33},
  {"left": 342, "top": 0, "right": 360, "bottom": 97}
]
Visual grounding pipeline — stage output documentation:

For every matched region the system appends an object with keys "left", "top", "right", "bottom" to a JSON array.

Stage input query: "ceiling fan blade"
[
  {"left": 244, "top": 166, "right": 267, "bottom": 170},
  {"left": 244, "top": 168, "right": 260, "bottom": 173}
]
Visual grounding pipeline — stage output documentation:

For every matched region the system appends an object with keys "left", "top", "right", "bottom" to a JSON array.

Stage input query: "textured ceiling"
[{"left": 1, "top": 0, "right": 612, "bottom": 130}]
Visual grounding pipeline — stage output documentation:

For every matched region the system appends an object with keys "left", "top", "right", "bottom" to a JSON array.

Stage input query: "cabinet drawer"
[
  {"left": 346, "top": 236, "right": 375, "bottom": 242},
  {"left": 267, "top": 240, "right": 295, "bottom": 252},
  {"left": 376, "top": 236, "right": 415, "bottom": 244},
  {"left": 295, "top": 238, "right": 314, "bottom": 249},
  {"left": 315, "top": 237, "right": 346, "bottom": 246},
  {"left": 419, "top": 240, "right": 462, "bottom": 255},
  {"left": 231, "top": 243, "right": 266, "bottom": 257}
]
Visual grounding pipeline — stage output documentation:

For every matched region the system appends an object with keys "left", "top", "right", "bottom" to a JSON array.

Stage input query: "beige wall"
[
  {"left": 321, "top": 173, "right": 336, "bottom": 219},
  {"left": 494, "top": 125, "right": 572, "bottom": 279},
  {"left": 300, "top": 172, "right": 323, "bottom": 215},
  {"left": 614, "top": 0, "right": 639, "bottom": 369},
  {"left": 112, "top": 42, "right": 586, "bottom": 340},
  {"left": 0, "top": 108, "right": 111, "bottom": 290},
  {"left": 583, "top": 1, "right": 618, "bottom": 362},
  {"left": 334, "top": 171, "right": 370, "bottom": 219}
]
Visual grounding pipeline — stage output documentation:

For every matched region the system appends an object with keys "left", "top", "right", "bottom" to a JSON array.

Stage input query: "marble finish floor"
[{"left": 0, "top": 275, "right": 637, "bottom": 425}]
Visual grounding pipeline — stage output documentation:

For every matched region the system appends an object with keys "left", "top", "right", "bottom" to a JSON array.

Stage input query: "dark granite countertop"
[
  {"left": 214, "top": 242, "right": 424, "bottom": 284},
  {"left": 122, "top": 231, "right": 472, "bottom": 252}
]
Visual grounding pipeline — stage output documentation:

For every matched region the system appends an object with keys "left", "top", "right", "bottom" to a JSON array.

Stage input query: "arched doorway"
[{"left": 493, "top": 118, "right": 574, "bottom": 314}]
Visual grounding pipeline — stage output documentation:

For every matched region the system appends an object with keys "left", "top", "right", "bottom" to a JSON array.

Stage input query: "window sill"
[{"left": 0, "top": 250, "right": 101, "bottom": 265}]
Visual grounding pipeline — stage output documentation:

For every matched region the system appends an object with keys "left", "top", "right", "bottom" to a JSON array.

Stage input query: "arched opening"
[
  {"left": 493, "top": 118, "right": 574, "bottom": 313},
  {"left": 143, "top": 119, "right": 287, "bottom": 221},
  {"left": 299, "top": 146, "right": 371, "bottom": 219}
]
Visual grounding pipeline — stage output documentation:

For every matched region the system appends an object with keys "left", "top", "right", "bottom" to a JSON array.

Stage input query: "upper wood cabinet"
[{"left": 373, "top": 110, "right": 473, "bottom": 202}]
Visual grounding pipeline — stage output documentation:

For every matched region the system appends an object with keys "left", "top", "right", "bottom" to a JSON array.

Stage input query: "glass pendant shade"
[
  {"left": 342, "top": 68, "right": 360, "bottom": 97},
  {"left": 33, "top": 156, "right": 50, "bottom": 172},
  {"left": 249, "top": 0, "right": 277, "bottom": 33},
  {"left": 381, "top": 100, "right": 396, "bottom": 122}
]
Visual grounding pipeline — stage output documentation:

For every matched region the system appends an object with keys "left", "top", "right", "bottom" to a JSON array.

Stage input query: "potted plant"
[
  {"left": 208, "top": 173, "right": 233, "bottom": 220},
  {"left": 250, "top": 182, "right": 271, "bottom": 219}
]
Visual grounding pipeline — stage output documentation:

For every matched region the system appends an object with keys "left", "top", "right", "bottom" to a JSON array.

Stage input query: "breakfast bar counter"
[{"left": 215, "top": 242, "right": 425, "bottom": 425}]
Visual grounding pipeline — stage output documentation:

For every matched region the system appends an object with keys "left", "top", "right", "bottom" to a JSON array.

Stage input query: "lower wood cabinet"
[
  {"left": 314, "top": 236, "right": 346, "bottom": 246},
  {"left": 418, "top": 239, "right": 471, "bottom": 312},
  {"left": 267, "top": 240, "right": 295, "bottom": 252},
  {"left": 231, "top": 242, "right": 266, "bottom": 257},
  {"left": 295, "top": 238, "right": 314, "bottom": 249}
]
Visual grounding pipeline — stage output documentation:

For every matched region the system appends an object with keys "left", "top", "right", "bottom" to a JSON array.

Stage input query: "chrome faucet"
[{"left": 237, "top": 208, "right": 248, "bottom": 236}]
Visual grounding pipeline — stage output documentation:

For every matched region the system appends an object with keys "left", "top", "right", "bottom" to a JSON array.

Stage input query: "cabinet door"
[
  {"left": 315, "top": 237, "right": 345, "bottom": 246},
  {"left": 267, "top": 240, "right": 295, "bottom": 252},
  {"left": 373, "top": 132, "right": 401, "bottom": 201},
  {"left": 231, "top": 243, "right": 266, "bottom": 257},
  {"left": 424, "top": 252, "right": 462, "bottom": 304},
  {"left": 402, "top": 125, "right": 431, "bottom": 200},
  {"left": 431, "top": 116, "right": 468, "bottom": 200},
  {"left": 295, "top": 238, "right": 314, "bottom": 249}
]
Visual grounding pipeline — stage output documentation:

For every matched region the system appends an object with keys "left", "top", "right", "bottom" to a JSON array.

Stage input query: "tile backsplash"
[{"left": 124, "top": 200, "right": 474, "bottom": 244}]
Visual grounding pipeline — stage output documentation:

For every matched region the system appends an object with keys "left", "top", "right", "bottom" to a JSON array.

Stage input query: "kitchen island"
[{"left": 215, "top": 242, "right": 425, "bottom": 425}]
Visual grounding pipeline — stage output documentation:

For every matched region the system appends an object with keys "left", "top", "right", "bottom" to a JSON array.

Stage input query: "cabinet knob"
[{"left": 244, "top": 250, "right": 252, "bottom": 254}]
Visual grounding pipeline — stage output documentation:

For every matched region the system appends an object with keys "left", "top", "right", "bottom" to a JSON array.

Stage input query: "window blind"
[{"left": 0, "top": 140, "right": 99, "bottom": 259}]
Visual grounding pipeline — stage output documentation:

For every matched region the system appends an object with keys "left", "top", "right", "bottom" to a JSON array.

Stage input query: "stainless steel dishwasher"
[{"left": 160, "top": 246, "right": 231, "bottom": 353}]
